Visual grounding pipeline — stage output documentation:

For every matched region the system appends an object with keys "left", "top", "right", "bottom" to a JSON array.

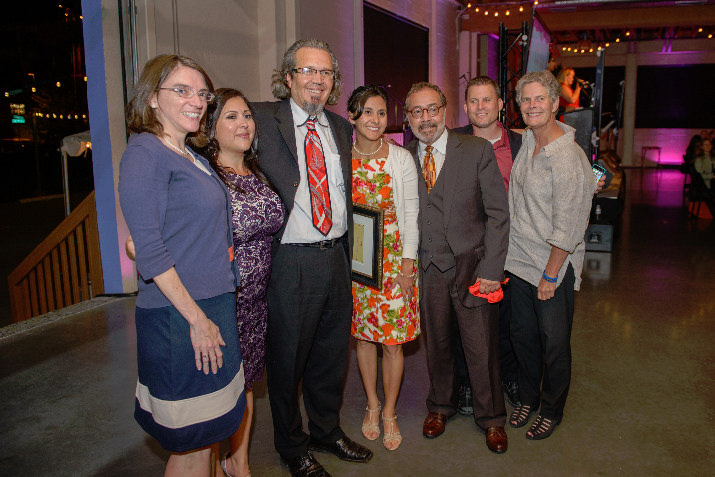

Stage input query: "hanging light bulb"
[
  {"left": 505, "top": 9, "right": 510, "bottom": 16},
  {"left": 625, "top": 31, "right": 630, "bottom": 36},
  {"left": 519, "top": 6, "right": 524, "bottom": 12},
  {"left": 616, "top": 38, "right": 620, "bottom": 43},
  {"left": 475, "top": 7, "right": 479, "bottom": 12},
  {"left": 494, "top": 11, "right": 498, "bottom": 17},
  {"left": 698, "top": 27, "right": 703, "bottom": 33},
  {"left": 605, "top": 42, "right": 610, "bottom": 47},
  {"left": 484, "top": 9, "right": 489, "bottom": 15}
]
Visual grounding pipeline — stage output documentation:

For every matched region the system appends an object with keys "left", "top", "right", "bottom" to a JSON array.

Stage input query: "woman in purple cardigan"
[{"left": 118, "top": 55, "right": 244, "bottom": 477}]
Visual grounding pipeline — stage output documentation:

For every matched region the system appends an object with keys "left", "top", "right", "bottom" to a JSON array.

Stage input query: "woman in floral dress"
[
  {"left": 348, "top": 85, "right": 420, "bottom": 451},
  {"left": 200, "top": 88, "right": 284, "bottom": 477}
]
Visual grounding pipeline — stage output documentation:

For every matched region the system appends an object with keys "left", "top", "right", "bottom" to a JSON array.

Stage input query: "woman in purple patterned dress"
[{"left": 200, "top": 88, "right": 284, "bottom": 477}]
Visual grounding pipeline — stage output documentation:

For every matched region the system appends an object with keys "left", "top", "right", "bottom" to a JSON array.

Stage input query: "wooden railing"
[{"left": 8, "top": 191, "right": 104, "bottom": 322}]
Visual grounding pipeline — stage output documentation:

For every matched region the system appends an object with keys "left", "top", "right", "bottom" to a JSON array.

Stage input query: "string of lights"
[
  {"left": 462, "top": 1, "right": 536, "bottom": 18},
  {"left": 558, "top": 27, "right": 715, "bottom": 56}
]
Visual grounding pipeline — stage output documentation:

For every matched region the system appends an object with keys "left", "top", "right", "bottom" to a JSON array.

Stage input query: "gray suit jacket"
[
  {"left": 253, "top": 99, "right": 354, "bottom": 258},
  {"left": 406, "top": 130, "right": 509, "bottom": 307}
]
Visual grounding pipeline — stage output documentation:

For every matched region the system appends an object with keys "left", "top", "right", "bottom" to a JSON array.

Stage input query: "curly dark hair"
[
  {"left": 193, "top": 88, "right": 273, "bottom": 193},
  {"left": 347, "top": 85, "right": 388, "bottom": 121}
]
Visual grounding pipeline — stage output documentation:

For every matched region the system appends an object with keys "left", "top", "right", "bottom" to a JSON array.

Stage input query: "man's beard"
[
  {"left": 412, "top": 115, "right": 446, "bottom": 144},
  {"left": 303, "top": 98, "right": 325, "bottom": 116}
]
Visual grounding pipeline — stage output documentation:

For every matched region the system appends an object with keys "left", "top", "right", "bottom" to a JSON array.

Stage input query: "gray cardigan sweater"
[{"left": 119, "top": 133, "right": 239, "bottom": 308}]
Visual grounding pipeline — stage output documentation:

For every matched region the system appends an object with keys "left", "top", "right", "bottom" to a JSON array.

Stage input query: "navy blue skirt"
[{"left": 134, "top": 292, "right": 246, "bottom": 452}]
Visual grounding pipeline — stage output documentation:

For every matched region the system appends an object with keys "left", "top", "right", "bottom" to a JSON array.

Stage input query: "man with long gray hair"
[{"left": 253, "top": 39, "right": 372, "bottom": 477}]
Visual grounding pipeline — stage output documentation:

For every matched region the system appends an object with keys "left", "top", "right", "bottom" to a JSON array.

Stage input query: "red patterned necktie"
[{"left": 305, "top": 116, "right": 332, "bottom": 235}]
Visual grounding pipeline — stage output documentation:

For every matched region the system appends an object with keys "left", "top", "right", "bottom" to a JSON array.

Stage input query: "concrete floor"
[{"left": 1, "top": 169, "right": 713, "bottom": 477}]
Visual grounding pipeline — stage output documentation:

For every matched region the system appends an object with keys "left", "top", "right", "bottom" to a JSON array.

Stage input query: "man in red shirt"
[{"left": 453, "top": 76, "right": 522, "bottom": 412}]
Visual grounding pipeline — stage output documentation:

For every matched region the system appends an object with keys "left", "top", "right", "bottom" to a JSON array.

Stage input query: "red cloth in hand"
[{"left": 468, "top": 278, "right": 510, "bottom": 303}]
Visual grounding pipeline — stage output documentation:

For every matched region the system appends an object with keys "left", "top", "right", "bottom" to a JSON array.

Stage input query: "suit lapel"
[
  {"left": 275, "top": 99, "right": 298, "bottom": 164},
  {"left": 440, "top": 131, "right": 462, "bottom": 228}
]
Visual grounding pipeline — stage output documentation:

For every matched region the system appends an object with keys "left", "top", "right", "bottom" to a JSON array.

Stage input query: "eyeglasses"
[
  {"left": 158, "top": 87, "right": 215, "bottom": 102},
  {"left": 291, "top": 67, "right": 335, "bottom": 79},
  {"left": 406, "top": 104, "right": 444, "bottom": 119}
]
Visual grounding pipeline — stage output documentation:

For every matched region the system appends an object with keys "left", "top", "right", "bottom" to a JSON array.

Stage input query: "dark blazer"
[
  {"left": 406, "top": 130, "right": 509, "bottom": 308},
  {"left": 253, "top": 99, "right": 354, "bottom": 257},
  {"left": 452, "top": 123, "right": 523, "bottom": 162}
]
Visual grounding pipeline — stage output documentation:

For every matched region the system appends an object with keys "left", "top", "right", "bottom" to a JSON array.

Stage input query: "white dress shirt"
[{"left": 281, "top": 99, "right": 348, "bottom": 243}]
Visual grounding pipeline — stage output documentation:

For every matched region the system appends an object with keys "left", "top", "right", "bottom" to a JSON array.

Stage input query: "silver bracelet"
[{"left": 398, "top": 270, "right": 416, "bottom": 278}]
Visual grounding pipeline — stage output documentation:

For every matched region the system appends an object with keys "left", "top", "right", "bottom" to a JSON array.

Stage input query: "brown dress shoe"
[
  {"left": 422, "top": 412, "right": 447, "bottom": 438},
  {"left": 486, "top": 426, "right": 508, "bottom": 454}
]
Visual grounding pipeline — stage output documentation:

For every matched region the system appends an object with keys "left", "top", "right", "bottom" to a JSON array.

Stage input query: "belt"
[{"left": 289, "top": 234, "right": 347, "bottom": 250}]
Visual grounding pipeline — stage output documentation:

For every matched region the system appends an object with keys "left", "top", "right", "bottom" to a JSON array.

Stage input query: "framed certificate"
[{"left": 351, "top": 203, "right": 384, "bottom": 290}]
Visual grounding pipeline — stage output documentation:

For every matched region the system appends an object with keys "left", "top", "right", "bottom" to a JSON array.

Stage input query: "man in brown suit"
[{"left": 404, "top": 82, "right": 510, "bottom": 453}]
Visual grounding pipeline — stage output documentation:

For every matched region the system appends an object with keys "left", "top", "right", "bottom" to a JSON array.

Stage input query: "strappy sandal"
[
  {"left": 381, "top": 413, "right": 402, "bottom": 451},
  {"left": 526, "top": 414, "right": 559, "bottom": 440},
  {"left": 509, "top": 403, "right": 533, "bottom": 428},
  {"left": 220, "top": 451, "right": 250, "bottom": 477},
  {"left": 361, "top": 403, "right": 381, "bottom": 440},
  {"left": 220, "top": 451, "right": 236, "bottom": 477}
]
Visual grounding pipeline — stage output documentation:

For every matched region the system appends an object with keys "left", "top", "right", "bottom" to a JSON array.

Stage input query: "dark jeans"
[{"left": 509, "top": 264, "right": 575, "bottom": 422}]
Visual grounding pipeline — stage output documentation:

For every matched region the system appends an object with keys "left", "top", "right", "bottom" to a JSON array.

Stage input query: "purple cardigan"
[{"left": 119, "top": 133, "right": 239, "bottom": 309}]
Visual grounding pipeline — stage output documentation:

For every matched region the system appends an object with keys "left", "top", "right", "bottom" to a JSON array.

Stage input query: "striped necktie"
[{"left": 305, "top": 116, "right": 332, "bottom": 235}]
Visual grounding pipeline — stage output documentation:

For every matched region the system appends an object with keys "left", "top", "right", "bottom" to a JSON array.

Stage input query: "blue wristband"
[{"left": 542, "top": 271, "right": 557, "bottom": 283}]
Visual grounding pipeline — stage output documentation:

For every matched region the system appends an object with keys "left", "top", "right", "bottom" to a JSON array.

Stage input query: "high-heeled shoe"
[
  {"left": 381, "top": 413, "right": 402, "bottom": 451},
  {"left": 220, "top": 451, "right": 251, "bottom": 477},
  {"left": 220, "top": 451, "right": 235, "bottom": 477},
  {"left": 361, "top": 403, "right": 381, "bottom": 440}
]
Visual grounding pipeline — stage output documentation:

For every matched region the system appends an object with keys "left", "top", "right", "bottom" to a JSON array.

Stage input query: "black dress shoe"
[
  {"left": 502, "top": 380, "right": 520, "bottom": 407},
  {"left": 309, "top": 435, "right": 373, "bottom": 463},
  {"left": 457, "top": 385, "right": 474, "bottom": 415},
  {"left": 284, "top": 452, "right": 332, "bottom": 477}
]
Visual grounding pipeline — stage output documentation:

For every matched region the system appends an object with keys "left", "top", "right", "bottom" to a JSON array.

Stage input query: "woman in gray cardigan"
[
  {"left": 505, "top": 71, "right": 597, "bottom": 440},
  {"left": 119, "top": 55, "right": 244, "bottom": 476}
]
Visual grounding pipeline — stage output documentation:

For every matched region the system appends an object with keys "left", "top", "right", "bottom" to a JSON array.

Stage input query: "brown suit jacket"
[{"left": 406, "top": 129, "right": 509, "bottom": 307}]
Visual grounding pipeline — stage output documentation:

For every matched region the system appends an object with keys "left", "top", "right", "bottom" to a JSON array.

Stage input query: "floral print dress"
[{"left": 351, "top": 154, "right": 420, "bottom": 345}]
